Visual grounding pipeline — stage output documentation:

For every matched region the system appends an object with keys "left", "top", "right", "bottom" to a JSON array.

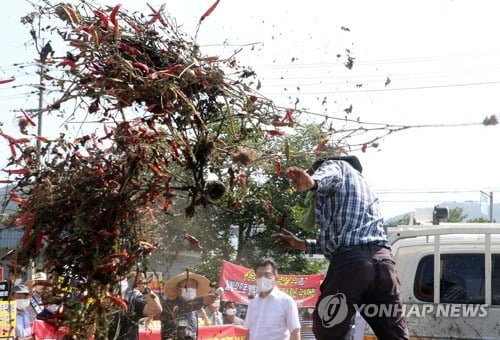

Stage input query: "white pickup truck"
[{"left": 363, "top": 223, "right": 500, "bottom": 339}]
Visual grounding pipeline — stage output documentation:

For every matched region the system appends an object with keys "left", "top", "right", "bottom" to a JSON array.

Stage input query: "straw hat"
[
  {"left": 164, "top": 272, "right": 210, "bottom": 300},
  {"left": 25, "top": 272, "right": 50, "bottom": 287}
]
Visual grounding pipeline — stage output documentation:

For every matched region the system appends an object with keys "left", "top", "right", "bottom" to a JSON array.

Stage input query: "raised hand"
[
  {"left": 271, "top": 226, "right": 306, "bottom": 252},
  {"left": 285, "top": 167, "right": 315, "bottom": 192}
]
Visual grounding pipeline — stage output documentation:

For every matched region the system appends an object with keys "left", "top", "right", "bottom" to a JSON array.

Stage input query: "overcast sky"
[{"left": 1, "top": 0, "right": 499, "bottom": 218}]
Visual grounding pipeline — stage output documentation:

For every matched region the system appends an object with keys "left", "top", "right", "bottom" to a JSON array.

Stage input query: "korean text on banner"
[
  {"left": 0, "top": 301, "right": 15, "bottom": 338},
  {"left": 218, "top": 260, "right": 324, "bottom": 307}
]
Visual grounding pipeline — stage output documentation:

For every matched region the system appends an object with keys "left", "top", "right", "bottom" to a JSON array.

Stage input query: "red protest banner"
[
  {"left": 218, "top": 260, "right": 324, "bottom": 307},
  {"left": 138, "top": 325, "right": 247, "bottom": 340},
  {"left": 198, "top": 325, "right": 248, "bottom": 340},
  {"left": 33, "top": 320, "right": 70, "bottom": 339}
]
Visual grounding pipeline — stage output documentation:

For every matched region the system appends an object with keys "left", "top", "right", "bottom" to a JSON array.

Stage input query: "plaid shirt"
[{"left": 307, "top": 160, "right": 389, "bottom": 259}]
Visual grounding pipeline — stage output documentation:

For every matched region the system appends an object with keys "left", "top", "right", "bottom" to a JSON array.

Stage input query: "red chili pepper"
[
  {"left": 275, "top": 160, "right": 281, "bottom": 176},
  {"left": 20, "top": 223, "right": 32, "bottom": 246},
  {"left": 105, "top": 293, "right": 128, "bottom": 312},
  {"left": 119, "top": 43, "right": 142, "bottom": 56},
  {"left": 79, "top": 25, "right": 93, "bottom": 35},
  {"left": 94, "top": 10, "right": 109, "bottom": 28},
  {"left": 74, "top": 151, "right": 88, "bottom": 159},
  {"left": 271, "top": 121, "right": 290, "bottom": 127},
  {"left": 200, "top": 0, "right": 221, "bottom": 22},
  {"left": 0, "top": 132, "right": 16, "bottom": 143},
  {"left": 232, "top": 199, "right": 242, "bottom": 211},
  {"left": 96, "top": 263, "right": 117, "bottom": 274},
  {"left": 264, "top": 130, "right": 286, "bottom": 139},
  {"left": 194, "top": 68, "right": 203, "bottom": 76},
  {"left": 123, "top": 17, "right": 142, "bottom": 33},
  {"left": 35, "top": 231, "right": 43, "bottom": 252},
  {"left": 102, "top": 251, "right": 129, "bottom": 263},
  {"left": 146, "top": 3, "right": 168, "bottom": 27},
  {"left": 109, "top": 4, "right": 121, "bottom": 26},
  {"left": 58, "top": 59, "right": 77, "bottom": 69},
  {"left": 13, "top": 138, "right": 30, "bottom": 144},
  {"left": 168, "top": 141, "right": 181, "bottom": 159},
  {"left": 8, "top": 143, "right": 16, "bottom": 157},
  {"left": 149, "top": 64, "right": 183, "bottom": 79},
  {"left": 98, "top": 229, "right": 117, "bottom": 238},
  {"left": 163, "top": 199, "right": 171, "bottom": 211},
  {"left": 3, "top": 168, "right": 31, "bottom": 175},
  {"left": 31, "top": 135, "right": 48, "bottom": 143},
  {"left": 314, "top": 138, "right": 329, "bottom": 152},
  {"left": 132, "top": 62, "right": 149, "bottom": 75},
  {"left": 20, "top": 108, "right": 36, "bottom": 126},
  {"left": 238, "top": 173, "right": 246, "bottom": 189},
  {"left": 9, "top": 196, "right": 29, "bottom": 205},
  {"left": 9, "top": 191, "right": 29, "bottom": 205},
  {"left": 165, "top": 64, "right": 182, "bottom": 74},
  {"left": 184, "top": 233, "right": 202, "bottom": 249},
  {"left": 0, "top": 77, "right": 15, "bottom": 84},
  {"left": 282, "top": 108, "right": 294, "bottom": 124},
  {"left": 204, "top": 56, "right": 219, "bottom": 62},
  {"left": 147, "top": 163, "right": 161, "bottom": 175},
  {"left": 66, "top": 5, "right": 79, "bottom": 25},
  {"left": 14, "top": 212, "right": 34, "bottom": 227}
]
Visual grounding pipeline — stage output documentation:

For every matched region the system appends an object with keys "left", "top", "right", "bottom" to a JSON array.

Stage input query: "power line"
[
  {"left": 252, "top": 50, "right": 500, "bottom": 70},
  {"left": 265, "top": 79, "right": 500, "bottom": 95}
]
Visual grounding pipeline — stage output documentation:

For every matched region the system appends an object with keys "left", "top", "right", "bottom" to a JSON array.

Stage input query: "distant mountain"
[{"left": 386, "top": 201, "right": 500, "bottom": 224}]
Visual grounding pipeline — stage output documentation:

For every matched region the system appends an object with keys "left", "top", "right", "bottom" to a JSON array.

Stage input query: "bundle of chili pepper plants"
[{"left": 1, "top": 1, "right": 290, "bottom": 337}]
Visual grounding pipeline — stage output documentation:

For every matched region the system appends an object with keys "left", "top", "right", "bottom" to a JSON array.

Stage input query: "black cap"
[{"left": 308, "top": 155, "right": 363, "bottom": 174}]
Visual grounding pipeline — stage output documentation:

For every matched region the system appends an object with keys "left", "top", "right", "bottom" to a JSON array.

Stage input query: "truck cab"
[{"left": 363, "top": 223, "right": 500, "bottom": 339}]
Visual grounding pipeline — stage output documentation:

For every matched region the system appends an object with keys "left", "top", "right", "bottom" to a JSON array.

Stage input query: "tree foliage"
[
  {"left": 447, "top": 207, "right": 467, "bottom": 223},
  {"left": 194, "top": 124, "right": 328, "bottom": 281}
]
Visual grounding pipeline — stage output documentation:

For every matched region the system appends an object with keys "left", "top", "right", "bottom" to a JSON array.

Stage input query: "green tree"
[
  {"left": 448, "top": 207, "right": 467, "bottom": 222},
  {"left": 385, "top": 214, "right": 414, "bottom": 228},
  {"left": 466, "top": 217, "right": 489, "bottom": 223},
  {"left": 194, "top": 124, "right": 329, "bottom": 279}
]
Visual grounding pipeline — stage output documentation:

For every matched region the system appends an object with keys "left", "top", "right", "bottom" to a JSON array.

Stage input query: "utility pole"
[{"left": 36, "top": 42, "right": 52, "bottom": 158}]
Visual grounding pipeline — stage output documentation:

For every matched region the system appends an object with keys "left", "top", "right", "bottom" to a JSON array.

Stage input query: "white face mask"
[
  {"left": 256, "top": 277, "right": 274, "bottom": 293},
  {"left": 180, "top": 287, "right": 197, "bottom": 301},
  {"left": 226, "top": 308, "right": 236, "bottom": 316},
  {"left": 307, "top": 308, "right": 315, "bottom": 314},
  {"left": 120, "top": 279, "right": 129, "bottom": 295},
  {"left": 46, "top": 304, "right": 59, "bottom": 313},
  {"left": 15, "top": 299, "right": 29, "bottom": 310}
]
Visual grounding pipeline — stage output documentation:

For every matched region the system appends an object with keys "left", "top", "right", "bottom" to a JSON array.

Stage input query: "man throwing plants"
[{"left": 272, "top": 155, "right": 409, "bottom": 340}]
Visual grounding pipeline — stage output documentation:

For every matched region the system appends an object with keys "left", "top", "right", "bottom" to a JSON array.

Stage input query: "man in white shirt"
[{"left": 244, "top": 258, "right": 301, "bottom": 340}]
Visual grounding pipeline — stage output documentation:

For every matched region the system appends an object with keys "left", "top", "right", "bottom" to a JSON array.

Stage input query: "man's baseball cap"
[
  {"left": 12, "top": 284, "right": 30, "bottom": 294},
  {"left": 308, "top": 155, "right": 363, "bottom": 174}
]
